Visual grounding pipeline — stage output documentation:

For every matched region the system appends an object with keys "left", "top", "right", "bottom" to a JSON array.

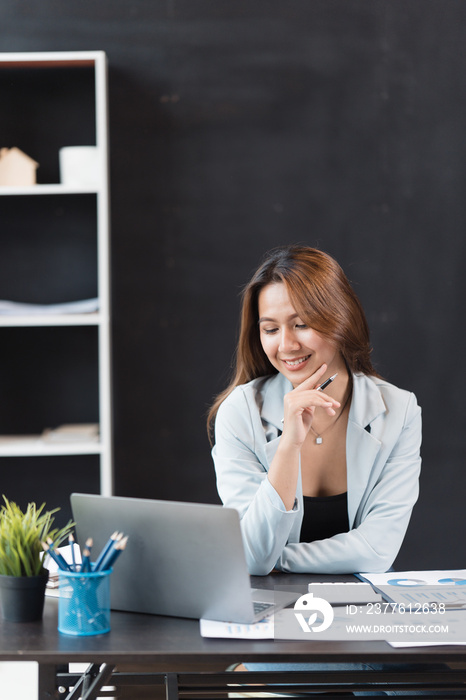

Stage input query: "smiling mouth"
[{"left": 283, "top": 354, "right": 311, "bottom": 367}]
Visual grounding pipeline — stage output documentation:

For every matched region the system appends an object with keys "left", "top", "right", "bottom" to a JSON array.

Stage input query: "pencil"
[
  {"left": 69, "top": 533, "right": 77, "bottom": 572},
  {"left": 80, "top": 547, "right": 92, "bottom": 572},
  {"left": 41, "top": 542, "right": 71, "bottom": 571},
  {"left": 94, "top": 531, "right": 121, "bottom": 570},
  {"left": 46, "top": 537, "right": 72, "bottom": 571},
  {"left": 97, "top": 535, "right": 128, "bottom": 572}
]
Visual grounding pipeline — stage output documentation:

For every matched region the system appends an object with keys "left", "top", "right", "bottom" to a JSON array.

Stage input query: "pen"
[{"left": 318, "top": 373, "right": 337, "bottom": 392}]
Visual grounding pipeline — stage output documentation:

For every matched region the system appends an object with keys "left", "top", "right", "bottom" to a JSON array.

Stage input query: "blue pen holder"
[{"left": 58, "top": 565, "right": 112, "bottom": 636}]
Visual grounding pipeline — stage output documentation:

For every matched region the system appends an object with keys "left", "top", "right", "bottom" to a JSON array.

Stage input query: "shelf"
[
  {"left": 0, "top": 313, "right": 102, "bottom": 327},
  {"left": 0, "top": 435, "right": 102, "bottom": 457},
  {"left": 0, "top": 51, "right": 104, "bottom": 68},
  {"left": 0, "top": 185, "right": 101, "bottom": 196},
  {"left": 0, "top": 50, "right": 113, "bottom": 497}
]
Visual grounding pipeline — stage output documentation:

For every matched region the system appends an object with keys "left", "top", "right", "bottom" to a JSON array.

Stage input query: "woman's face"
[{"left": 257, "top": 282, "right": 343, "bottom": 388}]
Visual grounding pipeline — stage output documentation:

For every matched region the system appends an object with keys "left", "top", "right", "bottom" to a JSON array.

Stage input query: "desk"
[{"left": 1, "top": 573, "right": 465, "bottom": 699}]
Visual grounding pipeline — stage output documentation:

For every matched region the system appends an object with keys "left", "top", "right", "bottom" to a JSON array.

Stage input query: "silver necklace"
[{"left": 309, "top": 389, "right": 352, "bottom": 445}]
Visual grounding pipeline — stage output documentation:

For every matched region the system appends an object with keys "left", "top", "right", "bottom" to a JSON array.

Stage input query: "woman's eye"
[
  {"left": 262, "top": 327, "right": 278, "bottom": 335},
  {"left": 296, "top": 324, "right": 307, "bottom": 329}
]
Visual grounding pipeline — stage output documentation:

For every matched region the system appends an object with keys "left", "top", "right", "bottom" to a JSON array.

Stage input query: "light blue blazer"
[{"left": 212, "top": 372, "right": 422, "bottom": 575}]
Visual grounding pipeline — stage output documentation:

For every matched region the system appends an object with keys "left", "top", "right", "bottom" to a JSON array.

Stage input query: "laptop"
[{"left": 70, "top": 493, "right": 295, "bottom": 623}]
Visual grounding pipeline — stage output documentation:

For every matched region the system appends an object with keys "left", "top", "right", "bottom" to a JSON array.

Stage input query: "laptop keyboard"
[{"left": 253, "top": 600, "right": 274, "bottom": 617}]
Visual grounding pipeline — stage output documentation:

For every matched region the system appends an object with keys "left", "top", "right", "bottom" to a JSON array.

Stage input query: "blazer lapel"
[{"left": 347, "top": 374, "right": 386, "bottom": 528}]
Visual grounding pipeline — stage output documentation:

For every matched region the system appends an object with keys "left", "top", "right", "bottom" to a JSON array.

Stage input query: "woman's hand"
[
  {"left": 268, "top": 363, "right": 341, "bottom": 510},
  {"left": 280, "top": 364, "right": 341, "bottom": 450}
]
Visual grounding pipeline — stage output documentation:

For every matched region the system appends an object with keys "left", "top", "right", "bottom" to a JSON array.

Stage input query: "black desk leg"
[
  {"left": 38, "top": 664, "right": 60, "bottom": 700},
  {"left": 165, "top": 673, "right": 179, "bottom": 700}
]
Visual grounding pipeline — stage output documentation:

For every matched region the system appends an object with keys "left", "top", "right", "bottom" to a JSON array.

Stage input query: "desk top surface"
[{"left": 0, "top": 573, "right": 464, "bottom": 667}]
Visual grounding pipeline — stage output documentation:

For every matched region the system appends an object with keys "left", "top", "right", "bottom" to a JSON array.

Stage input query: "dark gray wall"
[{"left": 1, "top": 1, "right": 465, "bottom": 570}]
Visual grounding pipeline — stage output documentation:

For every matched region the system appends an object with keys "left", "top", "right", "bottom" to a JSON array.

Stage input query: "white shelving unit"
[{"left": 0, "top": 51, "right": 113, "bottom": 496}]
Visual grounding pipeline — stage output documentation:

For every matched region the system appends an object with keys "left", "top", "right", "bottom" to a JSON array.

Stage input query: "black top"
[{"left": 300, "top": 492, "right": 349, "bottom": 543}]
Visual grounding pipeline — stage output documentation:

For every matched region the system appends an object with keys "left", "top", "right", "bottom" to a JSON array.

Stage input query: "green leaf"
[{"left": 0, "top": 495, "right": 74, "bottom": 577}]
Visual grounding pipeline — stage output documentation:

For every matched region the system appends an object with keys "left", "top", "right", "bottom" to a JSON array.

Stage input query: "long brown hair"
[{"left": 207, "top": 245, "right": 378, "bottom": 436}]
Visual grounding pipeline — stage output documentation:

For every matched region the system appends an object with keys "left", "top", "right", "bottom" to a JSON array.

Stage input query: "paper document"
[
  {"left": 359, "top": 570, "right": 466, "bottom": 609},
  {"left": 200, "top": 617, "right": 274, "bottom": 639}
]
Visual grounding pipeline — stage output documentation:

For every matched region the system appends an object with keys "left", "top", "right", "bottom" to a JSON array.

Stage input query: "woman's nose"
[{"left": 278, "top": 328, "right": 300, "bottom": 353}]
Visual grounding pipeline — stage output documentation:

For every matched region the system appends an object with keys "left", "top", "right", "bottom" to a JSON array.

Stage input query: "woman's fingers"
[
  {"left": 283, "top": 387, "right": 340, "bottom": 422},
  {"left": 290, "top": 364, "right": 341, "bottom": 414},
  {"left": 281, "top": 364, "right": 343, "bottom": 446},
  {"left": 281, "top": 385, "right": 341, "bottom": 447},
  {"left": 289, "top": 389, "right": 340, "bottom": 414},
  {"left": 294, "top": 363, "right": 328, "bottom": 392}
]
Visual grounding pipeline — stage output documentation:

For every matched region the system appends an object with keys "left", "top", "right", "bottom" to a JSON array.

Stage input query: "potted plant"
[{"left": 0, "top": 496, "right": 74, "bottom": 622}]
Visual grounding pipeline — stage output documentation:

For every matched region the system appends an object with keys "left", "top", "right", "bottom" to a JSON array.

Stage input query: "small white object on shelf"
[
  {"left": 59, "top": 146, "right": 101, "bottom": 188},
  {"left": 41, "top": 424, "right": 100, "bottom": 443}
]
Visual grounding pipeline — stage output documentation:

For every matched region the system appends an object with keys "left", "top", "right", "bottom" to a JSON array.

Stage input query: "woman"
[{"left": 208, "top": 245, "right": 421, "bottom": 575}]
